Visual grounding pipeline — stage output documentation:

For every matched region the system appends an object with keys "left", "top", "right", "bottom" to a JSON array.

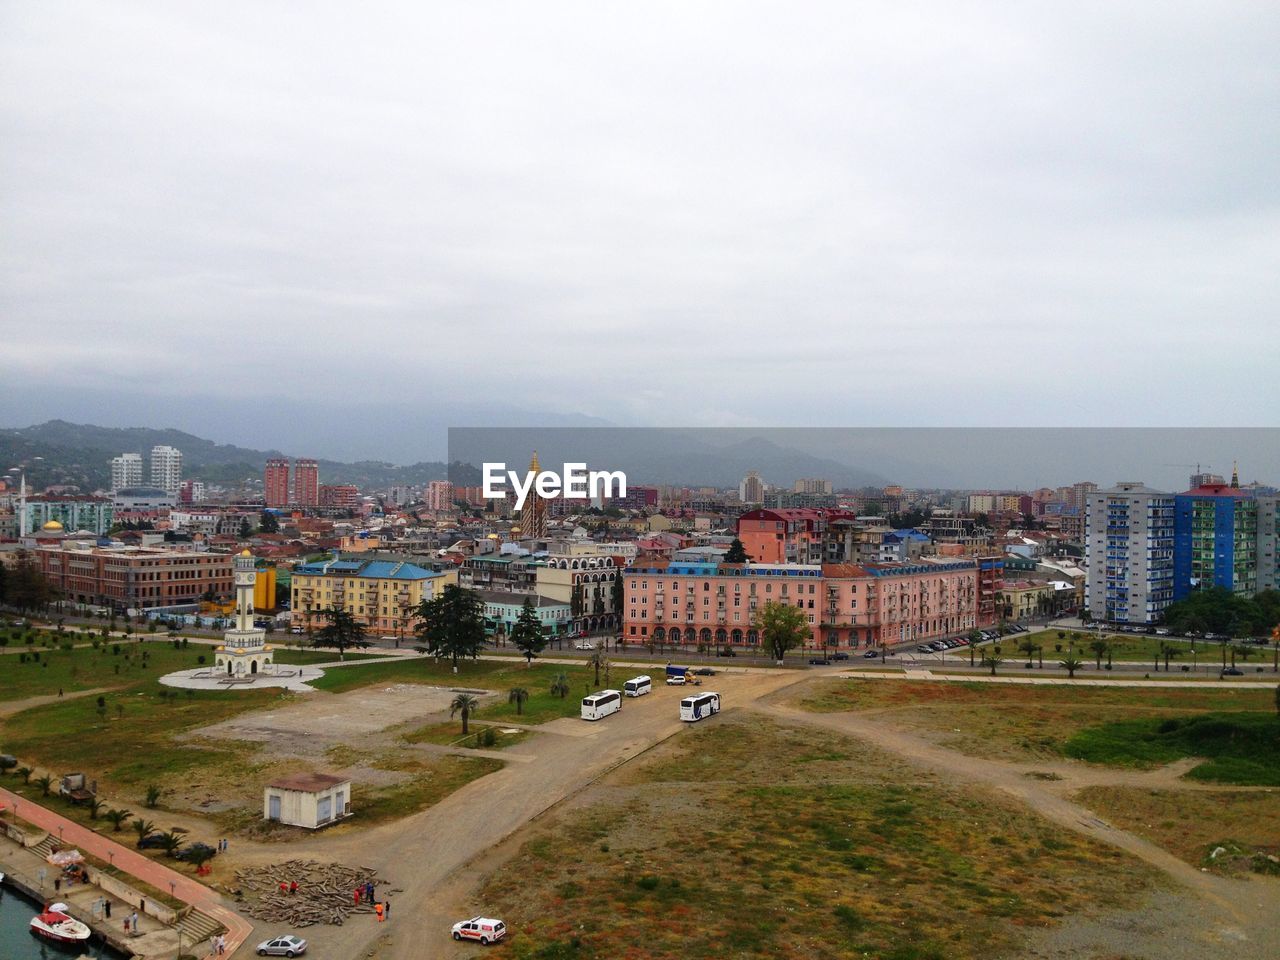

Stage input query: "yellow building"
[
  {"left": 998, "top": 580, "right": 1057, "bottom": 621},
  {"left": 253, "top": 564, "right": 277, "bottom": 612},
  {"left": 290, "top": 557, "right": 457, "bottom": 635}
]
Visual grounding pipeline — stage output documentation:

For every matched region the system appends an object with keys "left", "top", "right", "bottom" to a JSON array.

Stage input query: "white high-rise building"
[
  {"left": 110, "top": 453, "right": 144, "bottom": 492},
  {"left": 150, "top": 445, "right": 183, "bottom": 494},
  {"left": 1085, "top": 482, "right": 1176, "bottom": 625}
]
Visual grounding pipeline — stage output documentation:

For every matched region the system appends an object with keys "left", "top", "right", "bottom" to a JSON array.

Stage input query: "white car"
[
  {"left": 575, "top": 641, "right": 595, "bottom": 650},
  {"left": 451, "top": 917, "right": 506, "bottom": 945},
  {"left": 666, "top": 674, "right": 686, "bottom": 685},
  {"left": 256, "top": 934, "right": 308, "bottom": 957}
]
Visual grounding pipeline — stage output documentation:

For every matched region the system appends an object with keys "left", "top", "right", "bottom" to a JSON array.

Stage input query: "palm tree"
[
  {"left": 1059, "top": 654, "right": 1085, "bottom": 678},
  {"left": 549, "top": 671, "right": 570, "bottom": 700},
  {"left": 450, "top": 693, "right": 480, "bottom": 735},
  {"left": 16, "top": 765, "right": 32, "bottom": 784},
  {"left": 104, "top": 807, "right": 132, "bottom": 832},
  {"left": 131, "top": 817, "right": 157, "bottom": 846},
  {"left": 508, "top": 687, "right": 529, "bottom": 716},
  {"left": 981, "top": 652, "right": 1003, "bottom": 676},
  {"left": 144, "top": 784, "right": 162, "bottom": 808},
  {"left": 87, "top": 797, "right": 105, "bottom": 820},
  {"left": 34, "top": 773, "right": 53, "bottom": 797},
  {"left": 1158, "top": 640, "right": 1181, "bottom": 672},
  {"left": 1018, "top": 639, "right": 1037, "bottom": 667},
  {"left": 587, "top": 647, "right": 608, "bottom": 686},
  {"left": 156, "top": 829, "right": 185, "bottom": 857},
  {"left": 1089, "top": 639, "right": 1109, "bottom": 670}
]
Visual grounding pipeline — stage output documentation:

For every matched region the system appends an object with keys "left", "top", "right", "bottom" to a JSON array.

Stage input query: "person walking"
[
  {"left": 354, "top": 887, "right": 361, "bottom": 906},
  {"left": 384, "top": 899, "right": 391, "bottom": 920},
  {"left": 375, "top": 902, "right": 384, "bottom": 923},
  {"left": 289, "top": 880, "right": 298, "bottom": 895},
  {"left": 130, "top": 910, "right": 139, "bottom": 933}
]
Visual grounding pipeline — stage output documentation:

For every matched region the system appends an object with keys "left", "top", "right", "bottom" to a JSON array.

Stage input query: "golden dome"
[
  {"left": 240, "top": 548, "right": 252, "bottom": 556},
  {"left": 41, "top": 519, "right": 64, "bottom": 531}
]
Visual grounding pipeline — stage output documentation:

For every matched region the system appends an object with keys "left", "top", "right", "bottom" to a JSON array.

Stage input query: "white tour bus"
[
  {"left": 581, "top": 689, "right": 623, "bottom": 721},
  {"left": 623, "top": 675, "right": 652, "bottom": 698},
  {"left": 680, "top": 691, "right": 721, "bottom": 722}
]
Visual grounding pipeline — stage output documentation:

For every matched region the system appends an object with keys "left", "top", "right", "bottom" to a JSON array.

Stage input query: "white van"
[
  {"left": 680, "top": 691, "right": 720, "bottom": 722},
  {"left": 623, "top": 676, "right": 652, "bottom": 698},
  {"left": 581, "top": 689, "right": 623, "bottom": 721}
]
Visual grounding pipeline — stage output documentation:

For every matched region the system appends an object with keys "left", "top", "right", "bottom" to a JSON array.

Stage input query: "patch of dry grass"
[
  {"left": 1074, "top": 785, "right": 1280, "bottom": 874},
  {"left": 479, "top": 715, "right": 1156, "bottom": 960}
]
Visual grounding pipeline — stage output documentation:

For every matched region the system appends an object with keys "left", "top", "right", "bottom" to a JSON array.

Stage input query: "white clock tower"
[{"left": 215, "top": 550, "right": 274, "bottom": 676}]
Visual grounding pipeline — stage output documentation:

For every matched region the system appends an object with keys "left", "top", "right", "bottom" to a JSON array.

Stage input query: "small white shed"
[{"left": 263, "top": 772, "right": 352, "bottom": 829}]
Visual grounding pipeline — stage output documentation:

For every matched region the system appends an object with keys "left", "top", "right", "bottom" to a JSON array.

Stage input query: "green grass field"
[
  {"left": 1063, "top": 712, "right": 1280, "bottom": 784},
  {"left": 796, "top": 679, "right": 1278, "bottom": 767},
  {"left": 303, "top": 655, "right": 507, "bottom": 692},
  {"left": 0, "top": 637, "right": 220, "bottom": 701},
  {"left": 1013, "top": 629, "right": 1274, "bottom": 667}
]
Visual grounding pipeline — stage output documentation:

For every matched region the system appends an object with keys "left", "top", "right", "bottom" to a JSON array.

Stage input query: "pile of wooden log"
[{"left": 233, "top": 859, "right": 392, "bottom": 927}]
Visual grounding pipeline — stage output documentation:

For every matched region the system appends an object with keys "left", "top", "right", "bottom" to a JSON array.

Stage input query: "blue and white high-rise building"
[{"left": 1085, "top": 482, "right": 1175, "bottom": 625}]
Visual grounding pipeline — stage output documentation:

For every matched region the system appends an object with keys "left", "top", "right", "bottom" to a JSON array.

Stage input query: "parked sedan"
[
  {"left": 574, "top": 641, "right": 596, "bottom": 651},
  {"left": 831, "top": 652, "right": 851, "bottom": 661},
  {"left": 862, "top": 649, "right": 880, "bottom": 659},
  {"left": 257, "top": 934, "right": 308, "bottom": 957}
]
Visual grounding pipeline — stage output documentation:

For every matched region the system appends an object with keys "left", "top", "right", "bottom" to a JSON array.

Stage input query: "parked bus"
[
  {"left": 623, "top": 676, "right": 652, "bottom": 697},
  {"left": 581, "top": 689, "right": 623, "bottom": 721},
  {"left": 680, "top": 692, "right": 720, "bottom": 722}
]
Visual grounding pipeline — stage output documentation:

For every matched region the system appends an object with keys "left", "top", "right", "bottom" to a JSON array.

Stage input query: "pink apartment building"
[{"left": 623, "top": 559, "right": 977, "bottom": 651}]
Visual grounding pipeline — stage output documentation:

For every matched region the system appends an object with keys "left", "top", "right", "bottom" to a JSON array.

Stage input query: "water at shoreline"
[{"left": 0, "top": 881, "right": 129, "bottom": 960}]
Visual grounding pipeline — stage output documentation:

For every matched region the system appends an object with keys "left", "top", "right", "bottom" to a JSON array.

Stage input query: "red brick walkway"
[{"left": 0, "top": 786, "right": 253, "bottom": 956}]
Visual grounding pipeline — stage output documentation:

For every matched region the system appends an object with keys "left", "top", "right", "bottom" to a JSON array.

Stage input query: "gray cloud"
[{"left": 3, "top": 1, "right": 1278, "bottom": 446}]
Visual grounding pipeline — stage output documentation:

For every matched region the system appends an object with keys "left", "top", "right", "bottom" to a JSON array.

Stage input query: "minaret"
[
  {"left": 519, "top": 450, "right": 548, "bottom": 539},
  {"left": 1231, "top": 461, "right": 1239, "bottom": 488}
]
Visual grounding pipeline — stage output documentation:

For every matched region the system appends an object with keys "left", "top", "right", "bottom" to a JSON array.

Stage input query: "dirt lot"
[{"left": 193, "top": 682, "right": 499, "bottom": 758}]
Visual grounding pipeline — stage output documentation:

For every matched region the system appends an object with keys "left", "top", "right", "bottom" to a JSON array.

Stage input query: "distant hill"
[
  {"left": 447, "top": 428, "right": 888, "bottom": 489},
  {"left": 0, "top": 420, "right": 449, "bottom": 491}
]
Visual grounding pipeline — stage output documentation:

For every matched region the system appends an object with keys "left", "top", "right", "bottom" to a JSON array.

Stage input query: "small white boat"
[{"left": 30, "top": 902, "right": 92, "bottom": 944}]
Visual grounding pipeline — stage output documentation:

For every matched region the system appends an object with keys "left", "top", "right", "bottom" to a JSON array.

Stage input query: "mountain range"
[{"left": 0, "top": 421, "right": 449, "bottom": 492}]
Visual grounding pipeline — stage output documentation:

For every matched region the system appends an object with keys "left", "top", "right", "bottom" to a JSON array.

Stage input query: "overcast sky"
[{"left": 2, "top": 3, "right": 1278, "bottom": 461}]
